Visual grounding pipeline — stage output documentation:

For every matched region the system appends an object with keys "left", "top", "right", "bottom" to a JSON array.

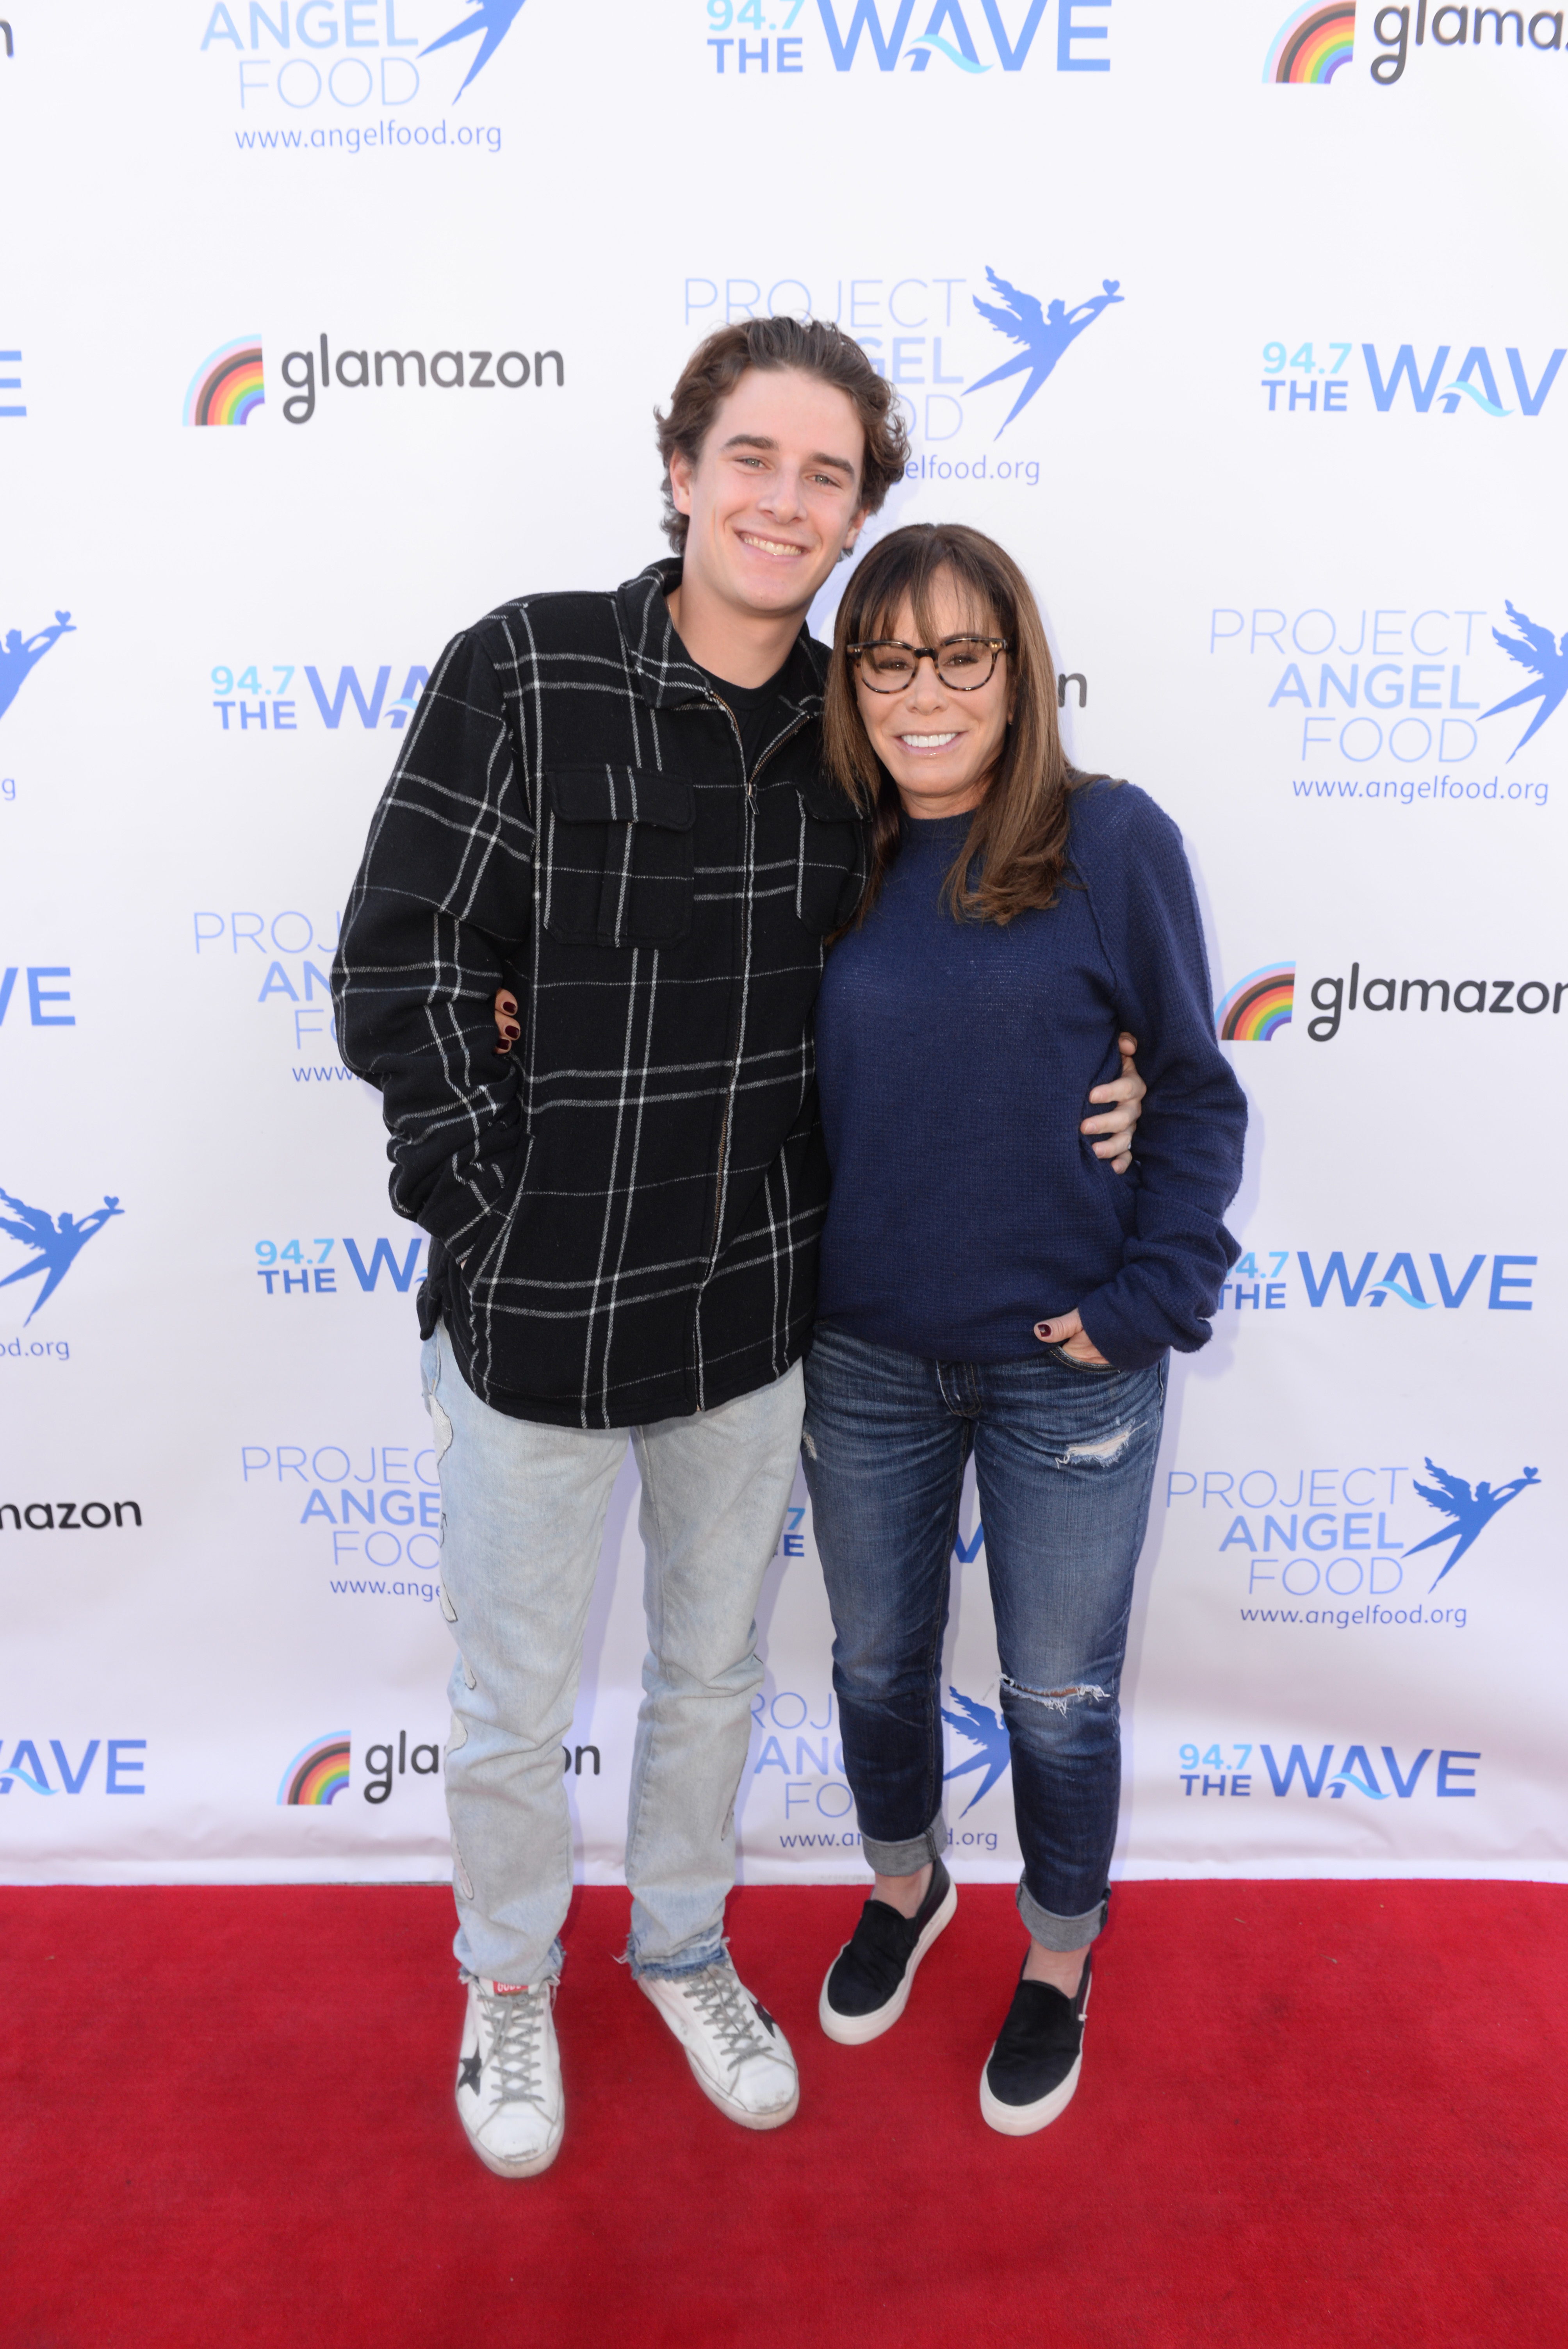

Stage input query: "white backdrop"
[{"left": 2, "top": 0, "right": 1563, "bottom": 1887}]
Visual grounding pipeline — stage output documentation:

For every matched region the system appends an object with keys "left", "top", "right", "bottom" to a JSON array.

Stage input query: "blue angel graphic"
[
  {"left": 0, "top": 1190, "right": 123, "bottom": 1322},
  {"left": 941, "top": 1688, "right": 1012, "bottom": 1815},
  {"left": 966, "top": 269, "right": 1124, "bottom": 437},
  {"left": 1403, "top": 1458, "right": 1540, "bottom": 1590},
  {"left": 1480, "top": 603, "right": 1568, "bottom": 760},
  {"left": 0, "top": 611, "right": 75, "bottom": 723},
  {"left": 420, "top": 0, "right": 529, "bottom": 97}
]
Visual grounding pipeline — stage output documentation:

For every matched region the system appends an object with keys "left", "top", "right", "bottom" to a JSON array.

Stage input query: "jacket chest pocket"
[
  {"left": 541, "top": 768, "right": 695, "bottom": 948},
  {"left": 793, "top": 779, "right": 868, "bottom": 936}
]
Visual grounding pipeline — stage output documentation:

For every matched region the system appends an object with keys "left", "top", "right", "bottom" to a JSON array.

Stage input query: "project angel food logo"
[
  {"left": 1210, "top": 598, "right": 1564, "bottom": 809},
  {"left": 241, "top": 1439, "right": 443, "bottom": 1595},
  {"left": 0, "top": 609, "right": 75, "bottom": 725},
  {"left": 199, "top": 0, "right": 529, "bottom": 153},
  {"left": 942, "top": 1688, "right": 1012, "bottom": 1812},
  {"left": 0, "top": 1187, "right": 123, "bottom": 1325},
  {"left": 684, "top": 260, "right": 1124, "bottom": 469},
  {"left": 192, "top": 905, "right": 357, "bottom": 1070},
  {"left": 1167, "top": 1457, "right": 1543, "bottom": 1623},
  {"left": 757, "top": 1682, "right": 1007, "bottom": 1854}
]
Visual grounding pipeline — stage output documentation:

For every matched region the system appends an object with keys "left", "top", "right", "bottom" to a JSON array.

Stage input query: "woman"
[{"left": 803, "top": 522, "right": 1245, "bottom": 2134}]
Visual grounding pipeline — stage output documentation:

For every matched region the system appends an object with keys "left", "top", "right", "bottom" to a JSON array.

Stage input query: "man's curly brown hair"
[{"left": 655, "top": 318, "right": 910, "bottom": 552}]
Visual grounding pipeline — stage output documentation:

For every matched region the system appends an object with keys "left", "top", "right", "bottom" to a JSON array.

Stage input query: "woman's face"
[{"left": 851, "top": 570, "right": 1011, "bottom": 821}]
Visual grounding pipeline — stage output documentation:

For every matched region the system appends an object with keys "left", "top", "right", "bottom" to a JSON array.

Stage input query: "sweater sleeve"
[
  {"left": 331, "top": 621, "right": 533, "bottom": 1253},
  {"left": 1071, "top": 785, "right": 1247, "bottom": 1368}
]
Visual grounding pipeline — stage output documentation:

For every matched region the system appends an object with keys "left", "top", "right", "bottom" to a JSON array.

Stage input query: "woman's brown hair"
[
  {"left": 654, "top": 319, "right": 910, "bottom": 554},
  {"left": 823, "top": 522, "right": 1103, "bottom": 926}
]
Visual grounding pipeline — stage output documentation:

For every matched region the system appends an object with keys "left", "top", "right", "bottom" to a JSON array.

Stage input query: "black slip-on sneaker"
[
  {"left": 818, "top": 1857, "right": 957, "bottom": 2045},
  {"left": 979, "top": 1952, "right": 1092, "bottom": 2135}
]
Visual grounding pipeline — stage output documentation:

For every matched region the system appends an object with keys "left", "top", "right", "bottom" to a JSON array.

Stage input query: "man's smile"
[{"left": 737, "top": 531, "right": 810, "bottom": 560}]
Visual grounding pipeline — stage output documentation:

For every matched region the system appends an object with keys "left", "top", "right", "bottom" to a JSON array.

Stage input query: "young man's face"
[{"left": 669, "top": 367, "right": 870, "bottom": 627}]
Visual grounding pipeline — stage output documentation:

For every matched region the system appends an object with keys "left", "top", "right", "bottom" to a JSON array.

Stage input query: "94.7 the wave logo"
[
  {"left": 1172, "top": 1738, "right": 1481, "bottom": 1804},
  {"left": 209, "top": 661, "right": 426, "bottom": 734},
  {"left": 701, "top": 0, "right": 1115, "bottom": 75},
  {"left": 251, "top": 1235, "right": 427, "bottom": 1297}
]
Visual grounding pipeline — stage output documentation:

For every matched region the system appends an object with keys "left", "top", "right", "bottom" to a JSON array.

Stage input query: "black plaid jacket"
[{"left": 333, "top": 561, "right": 868, "bottom": 1428}]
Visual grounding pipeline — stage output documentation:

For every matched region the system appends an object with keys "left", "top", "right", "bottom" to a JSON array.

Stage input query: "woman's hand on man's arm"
[
  {"left": 1044, "top": 1032, "right": 1144, "bottom": 1362},
  {"left": 1080, "top": 1032, "right": 1144, "bottom": 1174}
]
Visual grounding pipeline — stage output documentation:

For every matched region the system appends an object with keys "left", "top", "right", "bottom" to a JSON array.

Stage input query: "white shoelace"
[
  {"left": 479, "top": 1985, "right": 552, "bottom": 2111},
  {"left": 682, "top": 1963, "right": 773, "bottom": 2082}
]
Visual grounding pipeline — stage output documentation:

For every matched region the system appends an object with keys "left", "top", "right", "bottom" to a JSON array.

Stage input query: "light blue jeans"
[{"left": 421, "top": 1322, "right": 804, "bottom": 1984}]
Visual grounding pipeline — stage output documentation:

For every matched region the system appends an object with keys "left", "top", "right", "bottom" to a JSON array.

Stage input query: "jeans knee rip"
[
  {"left": 1060, "top": 1422, "right": 1133, "bottom": 1465},
  {"left": 1002, "top": 1673, "right": 1112, "bottom": 1715}
]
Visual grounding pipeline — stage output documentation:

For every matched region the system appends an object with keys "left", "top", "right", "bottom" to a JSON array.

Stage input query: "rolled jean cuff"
[
  {"left": 626, "top": 1929, "right": 727, "bottom": 1982},
  {"left": 859, "top": 1811, "right": 949, "bottom": 1878},
  {"left": 1016, "top": 1881, "right": 1109, "bottom": 1952}
]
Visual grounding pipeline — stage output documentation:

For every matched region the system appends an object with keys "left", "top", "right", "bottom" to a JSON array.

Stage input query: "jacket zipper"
[{"left": 702, "top": 698, "right": 812, "bottom": 1269}]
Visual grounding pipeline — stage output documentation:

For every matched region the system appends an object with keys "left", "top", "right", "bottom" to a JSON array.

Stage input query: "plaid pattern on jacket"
[{"left": 333, "top": 561, "right": 869, "bottom": 1429}]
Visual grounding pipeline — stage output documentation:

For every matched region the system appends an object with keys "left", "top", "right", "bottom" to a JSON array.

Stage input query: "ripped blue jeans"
[{"left": 801, "top": 1326, "right": 1165, "bottom": 1950}]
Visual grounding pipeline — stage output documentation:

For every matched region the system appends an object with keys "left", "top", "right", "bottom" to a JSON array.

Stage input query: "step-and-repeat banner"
[{"left": 2, "top": 4, "right": 1562, "bottom": 1887}]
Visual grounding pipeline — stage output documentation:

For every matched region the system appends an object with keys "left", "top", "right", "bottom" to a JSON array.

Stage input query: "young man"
[
  {"left": 332, "top": 319, "right": 907, "bottom": 2178},
  {"left": 333, "top": 319, "right": 1142, "bottom": 2178}
]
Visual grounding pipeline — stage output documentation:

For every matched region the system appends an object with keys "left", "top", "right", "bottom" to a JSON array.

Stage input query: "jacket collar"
[{"left": 617, "top": 560, "right": 828, "bottom": 715}]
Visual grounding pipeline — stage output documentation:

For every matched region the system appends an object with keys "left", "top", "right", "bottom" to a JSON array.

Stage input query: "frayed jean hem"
[{"left": 625, "top": 1930, "right": 728, "bottom": 1982}]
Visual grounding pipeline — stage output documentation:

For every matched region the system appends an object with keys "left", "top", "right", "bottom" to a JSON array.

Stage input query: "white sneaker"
[
  {"left": 454, "top": 1976, "right": 565, "bottom": 2178},
  {"left": 638, "top": 1952, "right": 799, "bottom": 2130}
]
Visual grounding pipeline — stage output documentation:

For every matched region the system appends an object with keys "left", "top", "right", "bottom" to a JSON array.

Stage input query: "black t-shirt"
[{"left": 699, "top": 661, "right": 793, "bottom": 778}]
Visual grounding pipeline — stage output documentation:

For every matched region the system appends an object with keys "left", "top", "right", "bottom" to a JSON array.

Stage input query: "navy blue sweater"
[{"left": 813, "top": 781, "right": 1246, "bottom": 1371}]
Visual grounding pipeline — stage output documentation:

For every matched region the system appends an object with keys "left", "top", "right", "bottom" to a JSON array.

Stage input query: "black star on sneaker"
[
  {"left": 457, "top": 2050, "right": 483, "bottom": 2096},
  {"left": 980, "top": 1952, "right": 1092, "bottom": 2135},
  {"left": 818, "top": 1857, "right": 957, "bottom": 2045}
]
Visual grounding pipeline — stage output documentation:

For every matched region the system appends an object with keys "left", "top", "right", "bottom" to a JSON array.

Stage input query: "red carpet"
[{"left": 2, "top": 1880, "right": 1564, "bottom": 2348}]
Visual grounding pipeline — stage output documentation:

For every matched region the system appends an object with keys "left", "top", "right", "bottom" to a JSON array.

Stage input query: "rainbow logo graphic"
[
  {"left": 277, "top": 1733, "right": 350, "bottom": 1806},
  {"left": 1264, "top": 4, "right": 1356, "bottom": 83},
  {"left": 183, "top": 338, "right": 265, "bottom": 428},
  {"left": 1216, "top": 964, "right": 1296, "bottom": 1042}
]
